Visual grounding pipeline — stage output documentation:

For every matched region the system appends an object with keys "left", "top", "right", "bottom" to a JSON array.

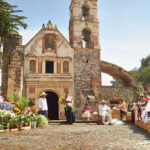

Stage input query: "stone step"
[{"left": 49, "top": 120, "right": 98, "bottom": 124}]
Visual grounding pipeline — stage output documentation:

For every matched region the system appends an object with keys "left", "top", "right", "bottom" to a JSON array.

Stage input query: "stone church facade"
[{"left": 2, "top": 0, "right": 140, "bottom": 119}]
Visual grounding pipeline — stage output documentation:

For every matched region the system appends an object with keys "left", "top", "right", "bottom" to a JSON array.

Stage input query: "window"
[
  {"left": 29, "top": 60, "right": 36, "bottom": 73},
  {"left": 63, "top": 61, "right": 69, "bottom": 74},
  {"left": 82, "top": 5, "right": 89, "bottom": 20},
  {"left": 82, "top": 29, "right": 93, "bottom": 48},
  {"left": 46, "top": 61, "right": 54, "bottom": 73}
]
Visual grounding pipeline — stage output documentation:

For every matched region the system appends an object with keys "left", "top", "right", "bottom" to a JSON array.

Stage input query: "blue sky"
[{"left": 6, "top": 0, "right": 150, "bottom": 85}]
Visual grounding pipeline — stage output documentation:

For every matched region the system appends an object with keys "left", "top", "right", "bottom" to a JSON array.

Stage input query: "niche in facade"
[
  {"left": 46, "top": 61, "right": 54, "bottom": 73},
  {"left": 29, "top": 60, "right": 36, "bottom": 73},
  {"left": 63, "top": 61, "right": 69, "bottom": 74},
  {"left": 42, "top": 34, "right": 56, "bottom": 53}
]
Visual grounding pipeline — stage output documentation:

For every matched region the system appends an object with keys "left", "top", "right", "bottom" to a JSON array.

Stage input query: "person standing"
[
  {"left": 38, "top": 92, "right": 48, "bottom": 118},
  {"left": 0, "top": 90, "right": 4, "bottom": 103},
  {"left": 98, "top": 100, "right": 112, "bottom": 125},
  {"left": 65, "top": 92, "right": 74, "bottom": 124},
  {"left": 117, "top": 99, "right": 127, "bottom": 120}
]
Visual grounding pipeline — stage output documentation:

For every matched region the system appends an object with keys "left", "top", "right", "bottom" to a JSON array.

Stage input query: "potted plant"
[{"left": 29, "top": 114, "right": 37, "bottom": 129}]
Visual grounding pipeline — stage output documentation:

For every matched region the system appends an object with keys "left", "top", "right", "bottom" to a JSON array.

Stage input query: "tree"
[
  {"left": 141, "top": 66, "right": 150, "bottom": 86},
  {"left": 0, "top": 0, "right": 27, "bottom": 42}
]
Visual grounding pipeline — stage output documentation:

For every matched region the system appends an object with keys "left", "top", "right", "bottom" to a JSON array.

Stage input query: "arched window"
[
  {"left": 82, "top": 29, "right": 93, "bottom": 48},
  {"left": 63, "top": 61, "right": 69, "bottom": 74},
  {"left": 82, "top": 5, "right": 89, "bottom": 20},
  {"left": 29, "top": 60, "right": 36, "bottom": 73}
]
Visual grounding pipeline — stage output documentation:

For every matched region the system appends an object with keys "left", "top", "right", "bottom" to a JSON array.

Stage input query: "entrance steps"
[{"left": 49, "top": 120, "right": 97, "bottom": 124}]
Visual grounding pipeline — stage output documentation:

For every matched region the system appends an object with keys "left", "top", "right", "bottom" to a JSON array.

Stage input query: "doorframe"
[{"left": 38, "top": 88, "right": 62, "bottom": 119}]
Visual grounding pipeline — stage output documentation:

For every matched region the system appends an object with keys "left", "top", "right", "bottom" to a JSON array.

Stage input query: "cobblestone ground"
[{"left": 0, "top": 123, "right": 150, "bottom": 150}]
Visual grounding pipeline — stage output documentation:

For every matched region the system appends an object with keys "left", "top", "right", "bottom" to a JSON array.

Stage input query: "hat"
[
  {"left": 40, "top": 92, "right": 47, "bottom": 96},
  {"left": 144, "top": 91, "right": 148, "bottom": 94},
  {"left": 99, "top": 100, "right": 107, "bottom": 104},
  {"left": 139, "top": 94, "right": 144, "bottom": 97}
]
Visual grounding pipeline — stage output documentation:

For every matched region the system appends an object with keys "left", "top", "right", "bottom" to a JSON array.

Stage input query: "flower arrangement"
[
  {"left": 58, "top": 97, "right": 65, "bottom": 104},
  {"left": 0, "top": 93, "right": 45, "bottom": 132},
  {"left": 0, "top": 102, "right": 13, "bottom": 110}
]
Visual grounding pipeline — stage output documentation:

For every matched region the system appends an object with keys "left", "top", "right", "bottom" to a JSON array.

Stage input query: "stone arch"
[
  {"left": 38, "top": 88, "right": 61, "bottom": 98},
  {"left": 38, "top": 88, "right": 63, "bottom": 120},
  {"left": 101, "top": 61, "right": 140, "bottom": 88}
]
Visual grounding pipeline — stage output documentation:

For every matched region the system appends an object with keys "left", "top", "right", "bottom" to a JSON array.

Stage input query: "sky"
[{"left": 5, "top": 0, "right": 150, "bottom": 85}]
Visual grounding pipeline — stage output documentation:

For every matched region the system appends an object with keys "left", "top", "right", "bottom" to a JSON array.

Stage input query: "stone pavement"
[{"left": 0, "top": 123, "right": 150, "bottom": 150}]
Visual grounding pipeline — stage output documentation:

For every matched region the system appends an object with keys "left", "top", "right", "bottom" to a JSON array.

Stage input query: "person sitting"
[
  {"left": 98, "top": 100, "right": 112, "bottom": 125},
  {"left": 82, "top": 103, "right": 92, "bottom": 120},
  {"left": 117, "top": 99, "right": 127, "bottom": 120},
  {"left": 137, "top": 94, "right": 146, "bottom": 119},
  {"left": 143, "top": 91, "right": 150, "bottom": 104}
]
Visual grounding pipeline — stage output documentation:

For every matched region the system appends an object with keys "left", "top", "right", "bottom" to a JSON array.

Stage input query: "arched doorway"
[{"left": 45, "top": 91, "right": 59, "bottom": 120}]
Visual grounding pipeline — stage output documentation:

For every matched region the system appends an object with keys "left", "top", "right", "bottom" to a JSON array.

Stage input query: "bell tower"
[
  {"left": 69, "top": 0, "right": 100, "bottom": 49},
  {"left": 69, "top": 0, "right": 101, "bottom": 118}
]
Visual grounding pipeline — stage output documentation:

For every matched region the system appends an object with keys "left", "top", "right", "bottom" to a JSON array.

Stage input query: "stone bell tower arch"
[{"left": 69, "top": 0, "right": 101, "bottom": 118}]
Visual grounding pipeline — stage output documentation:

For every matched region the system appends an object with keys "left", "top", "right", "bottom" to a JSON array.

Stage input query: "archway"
[
  {"left": 101, "top": 61, "right": 140, "bottom": 88},
  {"left": 45, "top": 91, "right": 59, "bottom": 120}
]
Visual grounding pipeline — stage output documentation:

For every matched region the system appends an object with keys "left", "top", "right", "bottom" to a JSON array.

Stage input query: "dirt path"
[{"left": 0, "top": 123, "right": 150, "bottom": 150}]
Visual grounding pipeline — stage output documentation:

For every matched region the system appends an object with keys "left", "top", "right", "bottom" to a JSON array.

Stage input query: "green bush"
[{"left": 37, "top": 115, "right": 48, "bottom": 127}]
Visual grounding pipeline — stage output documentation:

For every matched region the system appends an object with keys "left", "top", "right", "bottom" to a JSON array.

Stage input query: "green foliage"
[
  {"left": 129, "top": 69, "right": 141, "bottom": 81},
  {"left": 9, "top": 118, "right": 18, "bottom": 128},
  {"left": 141, "top": 55, "right": 150, "bottom": 69},
  {"left": 141, "top": 66, "right": 150, "bottom": 86},
  {"left": 29, "top": 114, "right": 37, "bottom": 122},
  {"left": 18, "top": 97, "right": 29, "bottom": 111},
  {"left": 136, "top": 88, "right": 145, "bottom": 96},
  {"left": 6, "top": 92, "right": 21, "bottom": 103},
  {"left": 0, "top": 124, "right": 4, "bottom": 130},
  {"left": 129, "top": 55, "right": 150, "bottom": 87},
  {"left": 37, "top": 115, "right": 48, "bottom": 127},
  {"left": 0, "top": 0, "right": 27, "bottom": 38}
]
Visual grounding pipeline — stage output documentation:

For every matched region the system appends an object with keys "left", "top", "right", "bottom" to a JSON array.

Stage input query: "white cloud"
[
  {"left": 101, "top": 35, "right": 150, "bottom": 71},
  {"left": 19, "top": 29, "right": 40, "bottom": 45}
]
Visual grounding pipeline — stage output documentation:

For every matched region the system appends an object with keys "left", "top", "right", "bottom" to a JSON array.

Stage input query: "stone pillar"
[
  {"left": 54, "top": 61, "right": 57, "bottom": 74},
  {"left": 2, "top": 34, "right": 22, "bottom": 96},
  {"left": 42, "top": 61, "right": 45, "bottom": 73}
]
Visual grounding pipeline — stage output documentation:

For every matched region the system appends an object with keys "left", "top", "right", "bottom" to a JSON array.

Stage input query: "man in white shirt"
[
  {"left": 38, "top": 92, "right": 48, "bottom": 118},
  {"left": 98, "top": 100, "right": 112, "bottom": 125}
]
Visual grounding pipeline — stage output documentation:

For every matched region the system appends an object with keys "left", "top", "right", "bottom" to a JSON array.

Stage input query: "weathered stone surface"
[
  {"left": 0, "top": 123, "right": 150, "bottom": 150},
  {"left": 2, "top": 34, "right": 22, "bottom": 96}
]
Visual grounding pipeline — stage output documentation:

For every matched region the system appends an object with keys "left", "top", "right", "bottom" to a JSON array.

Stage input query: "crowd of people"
[
  {"left": 82, "top": 98, "right": 128, "bottom": 125},
  {"left": 1, "top": 88, "right": 149, "bottom": 125},
  {"left": 131, "top": 92, "right": 150, "bottom": 124}
]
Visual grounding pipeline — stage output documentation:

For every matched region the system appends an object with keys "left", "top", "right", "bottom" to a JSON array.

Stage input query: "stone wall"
[
  {"left": 98, "top": 86, "right": 137, "bottom": 104},
  {"left": 74, "top": 49, "right": 101, "bottom": 118},
  {"left": 2, "top": 35, "right": 22, "bottom": 96}
]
